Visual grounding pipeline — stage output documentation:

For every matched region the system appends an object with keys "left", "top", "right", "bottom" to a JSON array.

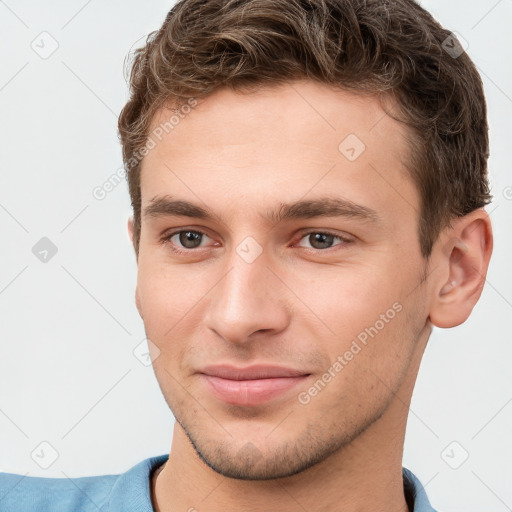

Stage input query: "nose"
[{"left": 203, "top": 244, "right": 291, "bottom": 344}]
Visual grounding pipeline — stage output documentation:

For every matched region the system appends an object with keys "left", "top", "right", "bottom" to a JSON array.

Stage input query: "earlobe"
[{"left": 429, "top": 210, "right": 493, "bottom": 328}]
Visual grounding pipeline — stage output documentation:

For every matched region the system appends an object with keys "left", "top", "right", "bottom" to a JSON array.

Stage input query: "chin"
[{"left": 179, "top": 417, "right": 351, "bottom": 481}]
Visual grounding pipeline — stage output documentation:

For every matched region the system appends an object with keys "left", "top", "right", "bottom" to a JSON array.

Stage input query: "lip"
[{"left": 198, "top": 365, "right": 310, "bottom": 406}]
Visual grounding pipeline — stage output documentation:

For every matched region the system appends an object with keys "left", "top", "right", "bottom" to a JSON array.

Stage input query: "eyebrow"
[{"left": 143, "top": 195, "right": 380, "bottom": 224}]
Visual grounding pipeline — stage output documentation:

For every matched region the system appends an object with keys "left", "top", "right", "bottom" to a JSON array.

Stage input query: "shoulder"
[
  {"left": 402, "top": 467, "right": 439, "bottom": 512},
  {"left": 0, "top": 454, "right": 168, "bottom": 512},
  {"left": 0, "top": 471, "right": 117, "bottom": 512}
]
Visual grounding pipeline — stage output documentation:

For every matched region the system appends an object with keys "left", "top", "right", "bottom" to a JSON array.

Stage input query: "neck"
[
  {"left": 154, "top": 425, "right": 408, "bottom": 512},
  {"left": 151, "top": 327, "right": 430, "bottom": 512}
]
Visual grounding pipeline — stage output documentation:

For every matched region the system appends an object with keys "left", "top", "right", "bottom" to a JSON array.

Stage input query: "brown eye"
[
  {"left": 308, "top": 233, "right": 336, "bottom": 249},
  {"left": 176, "top": 231, "right": 204, "bottom": 249},
  {"left": 163, "top": 230, "right": 212, "bottom": 251},
  {"left": 297, "top": 231, "right": 348, "bottom": 250}
]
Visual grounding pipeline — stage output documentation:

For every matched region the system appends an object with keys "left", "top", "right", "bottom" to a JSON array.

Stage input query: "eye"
[
  {"left": 296, "top": 231, "right": 351, "bottom": 250},
  {"left": 163, "top": 229, "right": 214, "bottom": 251},
  {"left": 161, "top": 228, "right": 352, "bottom": 255}
]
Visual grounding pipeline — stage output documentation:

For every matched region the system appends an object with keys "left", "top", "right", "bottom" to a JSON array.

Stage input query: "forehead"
[
  {"left": 147, "top": 81, "right": 408, "bottom": 151},
  {"left": 140, "top": 81, "right": 418, "bottom": 223}
]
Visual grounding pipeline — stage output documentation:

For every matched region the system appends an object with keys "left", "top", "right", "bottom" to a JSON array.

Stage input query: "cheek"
[
  {"left": 293, "top": 259, "right": 424, "bottom": 393},
  {"left": 296, "top": 300, "right": 419, "bottom": 423},
  {"left": 292, "top": 262, "right": 406, "bottom": 339},
  {"left": 137, "top": 261, "right": 210, "bottom": 335}
]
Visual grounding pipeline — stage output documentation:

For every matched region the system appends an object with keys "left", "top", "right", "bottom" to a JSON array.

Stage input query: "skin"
[{"left": 127, "top": 80, "right": 492, "bottom": 512}]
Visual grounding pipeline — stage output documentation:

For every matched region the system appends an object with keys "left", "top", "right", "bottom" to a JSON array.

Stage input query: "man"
[{"left": 0, "top": 0, "right": 493, "bottom": 511}]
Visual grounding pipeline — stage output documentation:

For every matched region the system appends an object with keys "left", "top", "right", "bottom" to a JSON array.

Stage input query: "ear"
[
  {"left": 127, "top": 216, "right": 134, "bottom": 244},
  {"left": 128, "top": 216, "right": 143, "bottom": 318},
  {"left": 127, "top": 215, "right": 140, "bottom": 261},
  {"left": 429, "top": 208, "right": 493, "bottom": 328},
  {"left": 135, "top": 285, "right": 143, "bottom": 320}
]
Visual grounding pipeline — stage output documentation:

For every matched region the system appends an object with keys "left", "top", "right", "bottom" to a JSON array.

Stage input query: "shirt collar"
[
  {"left": 107, "top": 454, "right": 168, "bottom": 512},
  {"left": 107, "top": 455, "right": 437, "bottom": 512}
]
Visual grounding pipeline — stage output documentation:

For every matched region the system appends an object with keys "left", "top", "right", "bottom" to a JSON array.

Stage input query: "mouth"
[{"left": 198, "top": 364, "right": 311, "bottom": 406}]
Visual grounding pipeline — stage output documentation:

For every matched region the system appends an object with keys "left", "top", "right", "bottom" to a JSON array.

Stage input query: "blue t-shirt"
[{"left": 0, "top": 455, "right": 437, "bottom": 511}]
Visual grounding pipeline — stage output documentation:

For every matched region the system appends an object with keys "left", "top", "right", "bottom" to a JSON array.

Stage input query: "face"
[{"left": 134, "top": 81, "right": 431, "bottom": 479}]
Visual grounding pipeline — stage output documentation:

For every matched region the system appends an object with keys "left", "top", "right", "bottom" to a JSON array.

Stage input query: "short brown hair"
[{"left": 118, "top": 0, "right": 492, "bottom": 257}]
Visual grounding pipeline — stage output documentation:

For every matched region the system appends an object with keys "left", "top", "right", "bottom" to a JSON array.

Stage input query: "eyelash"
[{"left": 160, "top": 229, "right": 353, "bottom": 255}]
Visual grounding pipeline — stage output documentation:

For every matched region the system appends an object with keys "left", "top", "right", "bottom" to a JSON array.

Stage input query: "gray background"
[{"left": 0, "top": 1, "right": 510, "bottom": 511}]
